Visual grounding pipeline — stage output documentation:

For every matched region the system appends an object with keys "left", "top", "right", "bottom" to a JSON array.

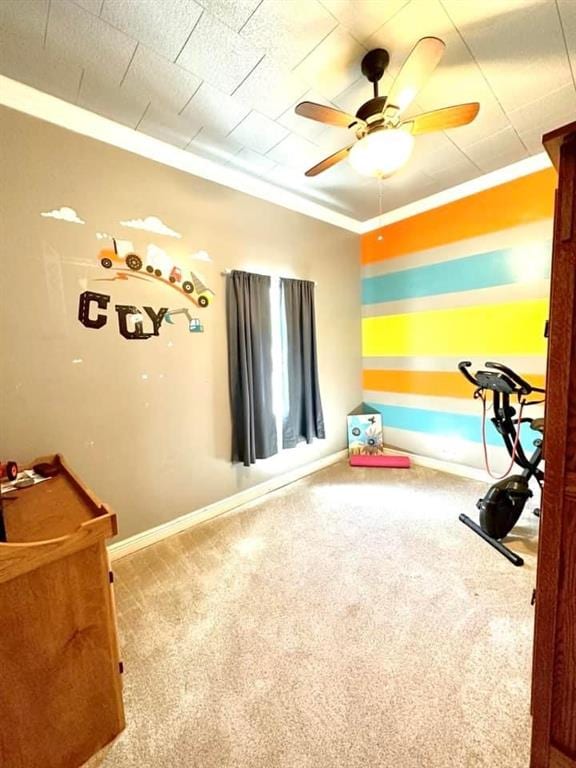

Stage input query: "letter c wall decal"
[{"left": 78, "top": 291, "right": 110, "bottom": 329}]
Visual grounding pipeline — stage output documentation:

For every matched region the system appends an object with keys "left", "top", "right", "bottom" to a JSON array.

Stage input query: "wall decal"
[
  {"left": 78, "top": 291, "right": 110, "bottom": 329},
  {"left": 78, "top": 291, "right": 168, "bottom": 340},
  {"left": 119, "top": 216, "right": 181, "bottom": 238},
  {"left": 96, "top": 231, "right": 112, "bottom": 239},
  {"left": 164, "top": 308, "right": 204, "bottom": 333},
  {"left": 78, "top": 238, "right": 215, "bottom": 340},
  {"left": 95, "top": 238, "right": 215, "bottom": 309},
  {"left": 191, "top": 250, "right": 212, "bottom": 262},
  {"left": 41, "top": 206, "right": 85, "bottom": 224}
]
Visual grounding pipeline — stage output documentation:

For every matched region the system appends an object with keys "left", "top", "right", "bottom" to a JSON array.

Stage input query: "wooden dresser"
[
  {"left": 0, "top": 455, "right": 124, "bottom": 768},
  {"left": 531, "top": 122, "right": 576, "bottom": 768}
]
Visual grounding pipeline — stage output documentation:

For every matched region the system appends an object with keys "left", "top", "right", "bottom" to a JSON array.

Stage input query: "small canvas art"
[{"left": 347, "top": 412, "right": 385, "bottom": 456}]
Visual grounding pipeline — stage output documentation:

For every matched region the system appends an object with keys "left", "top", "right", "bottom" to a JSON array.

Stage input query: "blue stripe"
[
  {"left": 366, "top": 402, "right": 538, "bottom": 451},
  {"left": 362, "top": 242, "right": 551, "bottom": 305}
]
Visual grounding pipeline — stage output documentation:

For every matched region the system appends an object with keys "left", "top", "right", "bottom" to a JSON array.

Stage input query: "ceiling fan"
[{"left": 295, "top": 37, "right": 479, "bottom": 179}]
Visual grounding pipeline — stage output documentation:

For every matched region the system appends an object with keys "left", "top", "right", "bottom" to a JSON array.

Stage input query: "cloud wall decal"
[
  {"left": 41, "top": 206, "right": 85, "bottom": 224},
  {"left": 191, "top": 250, "right": 212, "bottom": 262},
  {"left": 120, "top": 216, "right": 181, "bottom": 238}
]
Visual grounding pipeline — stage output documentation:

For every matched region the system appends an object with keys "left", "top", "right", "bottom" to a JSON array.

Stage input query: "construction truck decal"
[{"left": 96, "top": 238, "right": 215, "bottom": 309}]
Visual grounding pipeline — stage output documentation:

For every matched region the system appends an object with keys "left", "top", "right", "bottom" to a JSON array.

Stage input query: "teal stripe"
[
  {"left": 362, "top": 242, "right": 551, "bottom": 305},
  {"left": 366, "top": 402, "right": 537, "bottom": 451}
]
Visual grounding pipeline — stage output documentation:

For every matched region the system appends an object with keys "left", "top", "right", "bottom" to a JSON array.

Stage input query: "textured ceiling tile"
[
  {"left": 293, "top": 26, "right": 366, "bottom": 100},
  {"left": 277, "top": 90, "right": 338, "bottom": 141},
  {"left": 366, "top": 0, "right": 453, "bottom": 81},
  {"left": 309, "top": 162, "right": 378, "bottom": 198},
  {"left": 137, "top": 105, "right": 202, "bottom": 148},
  {"left": 558, "top": 0, "right": 576, "bottom": 79},
  {"left": 0, "top": 0, "right": 48, "bottom": 41},
  {"left": 181, "top": 81, "right": 250, "bottom": 136},
  {"left": 227, "top": 110, "right": 289, "bottom": 153},
  {"left": 187, "top": 128, "right": 243, "bottom": 162},
  {"left": 101, "top": 0, "right": 202, "bottom": 61},
  {"left": 267, "top": 164, "right": 333, "bottom": 202},
  {"left": 121, "top": 45, "right": 201, "bottom": 114},
  {"left": 314, "top": 125, "right": 356, "bottom": 156},
  {"left": 378, "top": 176, "right": 442, "bottom": 212},
  {"left": 47, "top": 0, "right": 137, "bottom": 84},
  {"left": 197, "top": 0, "right": 262, "bottom": 31},
  {"left": 319, "top": 0, "right": 410, "bottom": 43},
  {"left": 509, "top": 83, "right": 576, "bottom": 153},
  {"left": 176, "top": 10, "right": 263, "bottom": 94},
  {"left": 329, "top": 185, "right": 381, "bottom": 219},
  {"left": 73, "top": 0, "right": 103, "bottom": 12},
  {"left": 0, "top": 27, "right": 82, "bottom": 101},
  {"left": 228, "top": 147, "right": 276, "bottom": 174},
  {"left": 431, "top": 92, "right": 510, "bottom": 149},
  {"left": 240, "top": 0, "right": 337, "bottom": 69},
  {"left": 266, "top": 133, "right": 321, "bottom": 173},
  {"left": 443, "top": 0, "right": 573, "bottom": 113},
  {"left": 459, "top": 125, "right": 528, "bottom": 173},
  {"left": 232, "top": 58, "right": 308, "bottom": 120},
  {"left": 332, "top": 73, "right": 391, "bottom": 114},
  {"left": 411, "top": 131, "right": 479, "bottom": 183},
  {"left": 78, "top": 72, "right": 150, "bottom": 127}
]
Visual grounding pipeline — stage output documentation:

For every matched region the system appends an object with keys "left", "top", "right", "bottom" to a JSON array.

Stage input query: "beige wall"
[{"left": 0, "top": 107, "right": 361, "bottom": 540}]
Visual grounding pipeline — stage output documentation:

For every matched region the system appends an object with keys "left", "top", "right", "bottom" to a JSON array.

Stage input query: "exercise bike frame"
[{"left": 457, "top": 361, "right": 545, "bottom": 566}]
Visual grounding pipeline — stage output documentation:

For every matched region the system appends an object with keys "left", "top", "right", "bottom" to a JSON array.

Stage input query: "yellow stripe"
[{"left": 362, "top": 300, "right": 548, "bottom": 357}]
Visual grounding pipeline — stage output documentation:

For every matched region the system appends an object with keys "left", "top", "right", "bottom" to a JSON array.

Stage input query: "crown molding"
[
  {"left": 0, "top": 76, "right": 363, "bottom": 234},
  {"left": 0, "top": 76, "right": 553, "bottom": 236},
  {"left": 357, "top": 152, "right": 553, "bottom": 234}
]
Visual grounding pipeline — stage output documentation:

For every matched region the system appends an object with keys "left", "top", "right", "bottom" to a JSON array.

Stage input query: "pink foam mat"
[{"left": 349, "top": 454, "right": 411, "bottom": 468}]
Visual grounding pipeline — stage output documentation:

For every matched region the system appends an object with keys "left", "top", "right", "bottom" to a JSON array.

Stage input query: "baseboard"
[
  {"left": 108, "top": 449, "right": 348, "bottom": 561},
  {"left": 383, "top": 446, "right": 491, "bottom": 482},
  {"left": 108, "top": 447, "right": 489, "bottom": 561}
]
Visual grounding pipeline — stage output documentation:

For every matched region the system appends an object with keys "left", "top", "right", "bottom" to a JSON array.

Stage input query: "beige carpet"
[{"left": 85, "top": 461, "right": 539, "bottom": 768}]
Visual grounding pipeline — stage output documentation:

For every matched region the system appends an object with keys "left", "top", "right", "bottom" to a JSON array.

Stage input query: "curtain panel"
[
  {"left": 226, "top": 271, "right": 278, "bottom": 466},
  {"left": 281, "top": 278, "right": 325, "bottom": 449}
]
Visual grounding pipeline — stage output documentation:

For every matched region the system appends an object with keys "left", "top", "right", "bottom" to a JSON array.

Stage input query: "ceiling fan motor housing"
[
  {"left": 361, "top": 48, "right": 390, "bottom": 83},
  {"left": 356, "top": 96, "right": 388, "bottom": 123}
]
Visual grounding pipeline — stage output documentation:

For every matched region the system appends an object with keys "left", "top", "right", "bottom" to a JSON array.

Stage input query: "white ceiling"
[{"left": 1, "top": 0, "right": 575, "bottom": 221}]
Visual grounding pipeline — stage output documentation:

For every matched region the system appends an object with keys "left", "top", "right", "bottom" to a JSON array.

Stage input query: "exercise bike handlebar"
[
  {"left": 457, "top": 361, "right": 479, "bottom": 386},
  {"left": 484, "top": 361, "right": 532, "bottom": 395},
  {"left": 457, "top": 360, "right": 546, "bottom": 396}
]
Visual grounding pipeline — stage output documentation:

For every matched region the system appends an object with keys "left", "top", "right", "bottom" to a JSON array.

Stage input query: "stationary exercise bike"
[{"left": 457, "top": 361, "right": 545, "bottom": 567}]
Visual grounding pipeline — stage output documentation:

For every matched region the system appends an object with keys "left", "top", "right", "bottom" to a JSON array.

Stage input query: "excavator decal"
[{"left": 164, "top": 308, "right": 204, "bottom": 333}]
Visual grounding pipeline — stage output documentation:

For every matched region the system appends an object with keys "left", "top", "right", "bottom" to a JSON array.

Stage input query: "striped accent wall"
[{"left": 361, "top": 168, "right": 556, "bottom": 470}]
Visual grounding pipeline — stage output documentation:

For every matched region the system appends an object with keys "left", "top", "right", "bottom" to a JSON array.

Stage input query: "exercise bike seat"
[{"left": 530, "top": 418, "right": 545, "bottom": 433}]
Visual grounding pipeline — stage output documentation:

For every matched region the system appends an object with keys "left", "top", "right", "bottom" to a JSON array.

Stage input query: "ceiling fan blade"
[
  {"left": 295, "top": 101, "right": 357, "bottom": 128},
  {"left": 401, "top": 102, "right": 480, "bottom": 135},
  {"left": 385, "top": 37, "right": 446, "bottom": 116},
  {"left": 305, "top": 145, "right": 353, "bottom": 177}
]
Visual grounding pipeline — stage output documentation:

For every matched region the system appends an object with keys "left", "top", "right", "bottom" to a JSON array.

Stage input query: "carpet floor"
[{"left": 85, "top": 461, "right": 539, "bottom": 768}]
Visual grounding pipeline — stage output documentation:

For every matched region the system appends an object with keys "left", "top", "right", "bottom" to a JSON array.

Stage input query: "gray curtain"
[
  {"left": 226, "top": 270, "right": 277, "bottom": 466},
  {"left": 281, "top": 278, "right": 325, "bottom": 449}
]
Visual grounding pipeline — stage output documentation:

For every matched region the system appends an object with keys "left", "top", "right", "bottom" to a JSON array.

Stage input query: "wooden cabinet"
[
  {"left": 531, "top": 122, "right": 576, "bottom": 768},
  {"left": 0, "top": 455, "right": 125, "bottom": 768}
]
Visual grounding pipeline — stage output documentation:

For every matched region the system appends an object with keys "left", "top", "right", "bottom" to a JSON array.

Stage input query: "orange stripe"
[
  {"left": 363, "top": 369, "right": 546, "bottom": 398},
  {"left": 361, "top": 168, "right": 556, "bottom": 265}
]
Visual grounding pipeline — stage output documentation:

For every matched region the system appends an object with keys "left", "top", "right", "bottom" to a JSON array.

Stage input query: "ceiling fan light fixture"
[{"left": 348, "top": 128, "right": 415, "bottom": 179}]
